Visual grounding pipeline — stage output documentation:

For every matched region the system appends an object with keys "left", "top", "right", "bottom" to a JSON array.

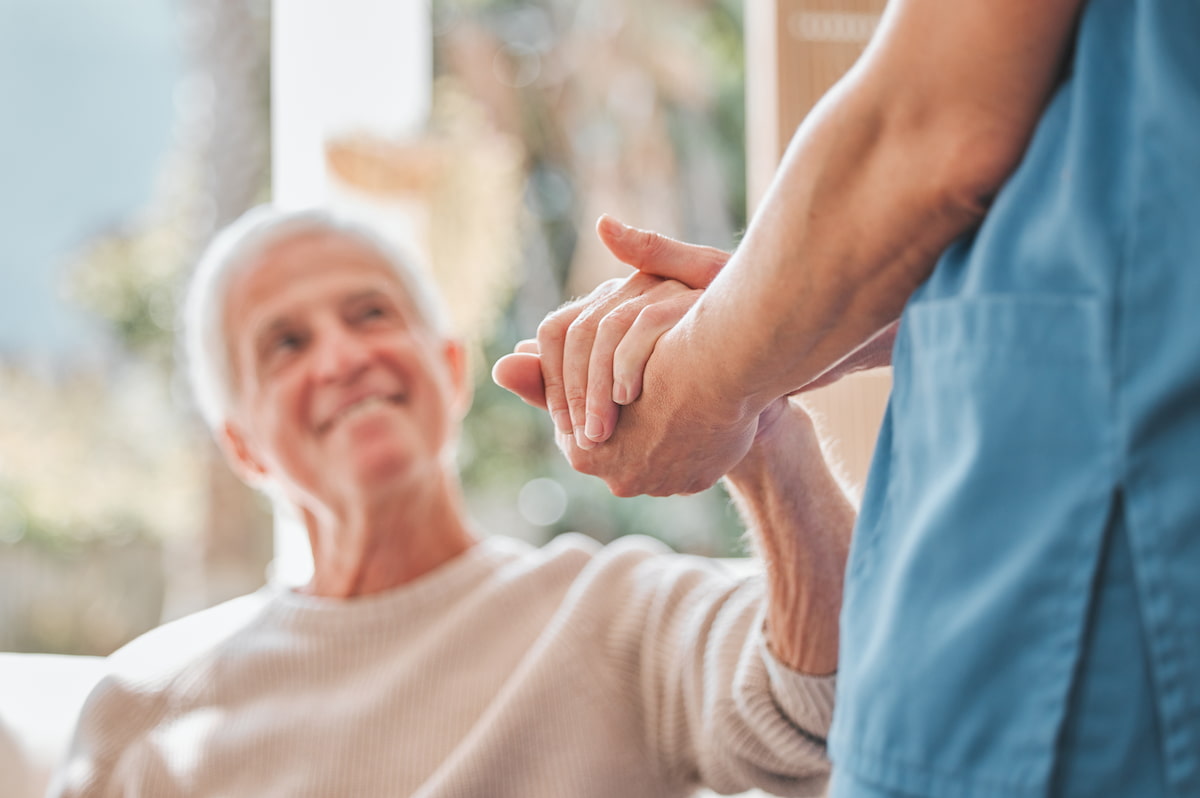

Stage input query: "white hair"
[{"left": 183, "top": 204, "right": 451, "bottom": 432}]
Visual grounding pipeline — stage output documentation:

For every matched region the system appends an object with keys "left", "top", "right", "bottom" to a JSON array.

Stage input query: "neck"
[{"left": 300, "top": 465, "right": 477, "bottom": 598}]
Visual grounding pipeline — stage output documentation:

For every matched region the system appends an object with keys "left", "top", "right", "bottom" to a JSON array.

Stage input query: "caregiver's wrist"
[{"left": 685, "top": 287, "right": 798, "bottom": 421}]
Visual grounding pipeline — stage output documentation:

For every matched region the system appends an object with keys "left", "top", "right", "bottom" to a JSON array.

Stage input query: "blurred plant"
[
  {"left": 0, "top": 365, "right": 202, "bottom": 548},
  {"left": 53, "top": 0, "right": 274, "bottom": 618},
  {"left": 65, "top": 169, "right": 202, "bottom": 372},
  {"left": 0, "top": 365, "right": 178, "bottom": 653}
]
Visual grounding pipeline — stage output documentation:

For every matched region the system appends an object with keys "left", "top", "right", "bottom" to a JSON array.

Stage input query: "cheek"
[
  {"left": 250, "top": 380, "right": 309, "bottom": 458},
  {"left": 424, "top": 363, "right": 459, "bottom": 428}
]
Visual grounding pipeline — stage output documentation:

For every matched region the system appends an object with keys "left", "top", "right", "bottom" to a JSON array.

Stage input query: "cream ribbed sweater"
[{"left": 49, "top": 533, "right": 835, "bottom": 798}]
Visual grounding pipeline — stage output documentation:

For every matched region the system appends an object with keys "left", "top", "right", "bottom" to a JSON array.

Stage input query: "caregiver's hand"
[
  {"left": 493, "top": 216, "right": 898, "bottom": 495},
  {"left": 502, "top": 216, "right": 729, "bottom": 450},
  {"left": 494, "top": 320, "right": 763, "bottom": 496}
]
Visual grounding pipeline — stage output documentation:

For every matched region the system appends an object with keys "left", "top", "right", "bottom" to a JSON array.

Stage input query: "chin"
[{"left": 349, "top": 445, "right": 426, "bottom": 488}]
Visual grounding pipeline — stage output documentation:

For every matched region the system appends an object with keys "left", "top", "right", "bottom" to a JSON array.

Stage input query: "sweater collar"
[{"left": 261, "top": 535, "right": 532, "bottom": 635}]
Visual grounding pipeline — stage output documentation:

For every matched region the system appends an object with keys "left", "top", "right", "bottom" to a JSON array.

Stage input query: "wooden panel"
[{"left": 745, "top": 0, "right": 889, "bottom": 498}]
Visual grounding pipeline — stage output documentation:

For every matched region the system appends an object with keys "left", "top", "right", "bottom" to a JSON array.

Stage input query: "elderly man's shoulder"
[{"left": 101, "top": 587, "right": 277, "bottom": 689}]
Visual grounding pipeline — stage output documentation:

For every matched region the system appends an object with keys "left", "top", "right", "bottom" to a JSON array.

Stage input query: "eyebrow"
[
  {"left": 246, "top": 285, "right": 414, "bottom": 357},
  {"left": 342, "top": 288, "right": 391, "bottom": 306},
  {"left": 252, "top": 317, "right": 296, "bottom": 350},
  {"left": 343, "top": 287, "right": 420, "bottom": 324}
]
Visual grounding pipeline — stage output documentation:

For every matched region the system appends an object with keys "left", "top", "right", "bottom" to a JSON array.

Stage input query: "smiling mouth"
[{"left": 318, "top": 393, "right": 408, "bottom": 434}]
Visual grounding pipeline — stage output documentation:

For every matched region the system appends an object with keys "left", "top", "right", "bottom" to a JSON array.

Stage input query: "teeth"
[
  {"left": 333, "top": 394, "right": 404, "bottom": 426},
  {"left": 339, "top": 395, "right": 388, "bottom": 421}
]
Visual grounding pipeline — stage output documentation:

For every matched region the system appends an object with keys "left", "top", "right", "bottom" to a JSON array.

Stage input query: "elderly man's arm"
[
  {"left": 723, "top": 397, "right": 853, "bottom": 675},
  {"left": 565, "top": 400, "right": 852, "bottom": 795},
  {"left": 498, "top": 325, "right": 853, "bottom": 792}
]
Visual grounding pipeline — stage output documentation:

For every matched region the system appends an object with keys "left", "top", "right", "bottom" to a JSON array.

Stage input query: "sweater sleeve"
[{"left": 589, "top": 536, "right": 834, "bottom": 797}]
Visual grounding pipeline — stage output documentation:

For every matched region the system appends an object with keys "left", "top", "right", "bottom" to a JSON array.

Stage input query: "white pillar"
[{"left": 272, "top": 0, "right": 431, "bottom": 207}]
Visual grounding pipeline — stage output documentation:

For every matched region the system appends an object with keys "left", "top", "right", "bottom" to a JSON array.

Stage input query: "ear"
[
  {"left": 442, "top": 338, "right": 473, "bottom": 419},
  {"left": 219, "top": 421, "right": 269, "bottom": 486}
]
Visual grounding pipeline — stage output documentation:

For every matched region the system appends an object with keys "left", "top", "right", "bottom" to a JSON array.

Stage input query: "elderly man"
[{"left": 49, "top": 205, "right": 854, "bottom": 798}]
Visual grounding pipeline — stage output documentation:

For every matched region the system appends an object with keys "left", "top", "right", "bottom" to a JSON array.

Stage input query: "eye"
[
  {"left": 258, "top": 328, "right": 306, "bottom": 363},
  {"left": 352, "top": 301, "right": 391, "bottom": 324},
  {"left": 273, "top": 331, "right": 304, "bottom": 351}
]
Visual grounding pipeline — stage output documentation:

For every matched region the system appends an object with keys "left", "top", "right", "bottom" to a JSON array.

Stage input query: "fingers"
[
  {"left": 537, "top": 278, "right": 623, "bottom": 437},
  {"left": 580, "top": 282, "right": 695, "bottom": 445},
  {"left": 596, "top": 214, "right": 730, "bottom": 289},
  {"left": 610, "top": 290, "right": 698, "bottom": 408},
  {"left": 522, "top": 217, "right": 726, "bottom": 446},
  {"left": 561, "top": 272, "right": 661, "bottom": 449},
  {"left": 491, "top": 352, "right": 547, "bottom": 409}
]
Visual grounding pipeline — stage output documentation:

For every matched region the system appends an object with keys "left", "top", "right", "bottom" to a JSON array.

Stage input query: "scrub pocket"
[{"left": 831, "top": 296, "right": 1118, "bottom": 798}]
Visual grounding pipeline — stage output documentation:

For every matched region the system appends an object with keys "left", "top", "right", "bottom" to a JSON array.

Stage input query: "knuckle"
[
  {"left": 597, "top": 307, "right": 635, "bottom": 334},
  {"left": 537, "top": 315, "right": 568, "bottom": 345},
  {"left": 650, "top": 279, "right": 683, "bottom": 297},
  {"left": 638, "top": 302, "right": 675, "bottom": 327},
  {"left": 566, "top": 314, "right": 597, "bottom": 338},
  {"left": 587, "top": 389, "right": 611, "bottom": 412},
  {"left": 596, "top": 277, "right": 624, "bottom": 295},
  {"left": 568, "top": 451, "right": 599, "bottom": 477},
  {"left": 627, "top": 270, "right": 661, "bottom": 291},
  {"left": 575, "top": 280, "right": 622, "bottom": 308},
  {"left": 610, "top": 479, "right": 638, "bottom": 498}
]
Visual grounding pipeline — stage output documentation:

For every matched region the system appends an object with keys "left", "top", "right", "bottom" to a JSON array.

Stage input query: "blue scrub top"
[{"left": 830, "top": 1, "right": 1200, "bottom": 796}]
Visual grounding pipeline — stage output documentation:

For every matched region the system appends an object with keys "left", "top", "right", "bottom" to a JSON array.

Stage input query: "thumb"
[
  {"left": 596, "top": 215, "right": 729, "bottom": 289},
  {"left": 492, "top": 352, "right": 548, "bottom": 410}
]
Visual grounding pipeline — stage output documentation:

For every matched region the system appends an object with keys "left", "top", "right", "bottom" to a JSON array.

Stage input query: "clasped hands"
[{"left": 492, "top": 215, "right": 896, "bottom": 497}]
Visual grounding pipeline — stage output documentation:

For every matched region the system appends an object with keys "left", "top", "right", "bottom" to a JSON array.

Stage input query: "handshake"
[{"left": 492, "top": 215, "right": 896, "bottom": 497}]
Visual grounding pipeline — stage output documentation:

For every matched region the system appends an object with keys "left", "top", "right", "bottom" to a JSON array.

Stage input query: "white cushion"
[{"left": 0, "top": 654, "right": 107, "bottom": 798}]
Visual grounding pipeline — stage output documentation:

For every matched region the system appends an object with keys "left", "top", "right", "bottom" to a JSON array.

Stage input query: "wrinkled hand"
[{"left": 495, "top": 216, "right": 728, "bottom": 450}]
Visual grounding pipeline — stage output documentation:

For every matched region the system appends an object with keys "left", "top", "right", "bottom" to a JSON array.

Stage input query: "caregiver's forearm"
[{"left": 688, "top": 0, "right": 1085, "bottom": 415}]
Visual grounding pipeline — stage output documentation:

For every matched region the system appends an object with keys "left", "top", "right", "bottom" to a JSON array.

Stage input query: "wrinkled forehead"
[
  {"left": 219, "top": 230, "right": 432, "bottom": 380},
  {"left": 225, "top": 229, "right": 423, "bottom": 329}
]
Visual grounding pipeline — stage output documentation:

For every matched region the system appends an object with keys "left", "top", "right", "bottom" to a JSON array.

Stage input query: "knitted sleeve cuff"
[{"left": 758, "top": 634, "right": 837, "bottom": 740}]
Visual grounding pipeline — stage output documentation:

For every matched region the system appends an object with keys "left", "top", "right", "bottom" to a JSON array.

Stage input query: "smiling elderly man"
[{"left": 48, "top": 205, "right": 853, "bottom": 798}]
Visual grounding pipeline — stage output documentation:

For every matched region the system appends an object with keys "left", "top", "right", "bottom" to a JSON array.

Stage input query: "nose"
[{"left": 311, "top": 322, "right": 370, "bottom": 384}]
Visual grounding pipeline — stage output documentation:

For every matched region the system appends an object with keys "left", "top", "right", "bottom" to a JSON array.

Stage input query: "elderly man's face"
[{"left": 220, "top": 231, "right": 467, "bottom": 509}]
